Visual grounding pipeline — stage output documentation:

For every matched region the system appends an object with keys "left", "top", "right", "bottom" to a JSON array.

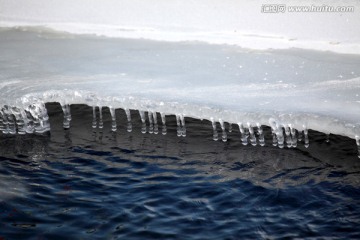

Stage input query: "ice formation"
[{"left": 0, "top": 0, "right": 359, "bottom": 156}]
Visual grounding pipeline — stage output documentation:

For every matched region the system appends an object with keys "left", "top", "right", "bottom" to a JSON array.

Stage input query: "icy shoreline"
[{"left": 0, "top": 27, "right": 359, "bottom": 154}]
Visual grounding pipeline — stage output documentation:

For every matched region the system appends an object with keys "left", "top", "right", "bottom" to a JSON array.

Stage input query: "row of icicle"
[
  {"left": 1, "top": 104, "right": 359, "bottom": 158},
  {"left": 0, "top": 103, "right": 50, "bottom": 134},
  {"left": 86, "top": 106, "right": 358, "bottom": 156}
]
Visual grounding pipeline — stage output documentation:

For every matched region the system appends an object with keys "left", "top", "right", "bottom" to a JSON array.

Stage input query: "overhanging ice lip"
[{"left": 0, "top": 27, "right": 359, "bottom": 151}]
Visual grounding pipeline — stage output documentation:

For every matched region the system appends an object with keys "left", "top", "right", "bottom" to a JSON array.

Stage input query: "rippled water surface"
[{"left": 0, "top": 103, "right": 360, "bottom": 239}]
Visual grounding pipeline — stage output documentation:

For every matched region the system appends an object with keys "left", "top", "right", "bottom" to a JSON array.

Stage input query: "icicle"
[
  {"left": 180, "top": 114, "right": 186, "bottom": 137},
  {"left": 3, "top": 116, "right": 10, "bottom": 134},
  {"left": 12, "top": 107, "right": 26, "bottom": 135},
  {"left": 290, "top": 126, "right": 297, "bottom": 148},
  {"left": 160, "top": 112, "right": 167, "bottom": 135},
  {"left": 139, "top": 110, "right": 146, "bottom": 134},
  {"left": 272, "top": 132, "right": 278, "bottom": 146},
  {"left": 257, "top": 123, "right": 265, "bottom": 146},
  {"left": 148, "top": 111, "right": 154, "bottom": 134},
  {"left": 228, "top": 123, "right": 233, "bottom": 133},
  {"left": 1, "top": 105, "right": 12, "bottom": 134},
  {"left": 304, "top": 126, "right": 309, "bottom": 148},
  {"left": 248, "top": 123, "right": 257, "bottom": 146},
  {"left": 109, "top": 107, "right": 117, "bottom": 132},
  {"left": 5, "top": 109, "right": 16, "bottom": 134},
  {"left": 356, "top": 136, "right": 360, "bottom": 158},
  {"left": 274, "top": 126, "right": 284, "bottom": 149},
  {"left": 92, "top": 106, "right": 97, "bottom": 128},
  {"left": 24, "top": 109, "right": 35, "bottom": 134},
  {"left": 176, "top": 114, "right": 181, "bottom": 137},
  {"left": 37, "top": 102, "right": 50, "bottom": 133},
  {"left": 1, "top": 106, "right": 14, "bottom": 134},
  {"left": 269, "top": 119, "right": 280, "bottom": 147},
  {"left": 219, "top": 119, "right": 227, "bottom": 142},
  {"left": 98, "top": 106, "right": 103, "bottom": 129},
  {"left": 25, "top": 102, "right": 50, "bottom": 134},
  {"left": 153, "top": 112, "right": 158, "bottom": 134},
  {"left": 211, "top": 118, "right": 218, "bottom": 141},
  {"left": 325, "top": 133, "right": 330, "bottom": 143},
  {"left": 284, "top": 125, "right": 292, "bottom": 148},
  {"left": 0, "top": 110, "right": 4, "bottom": 133},
  {"left": 238, "top": 123, "right": 248, "bottom": 145},
  {"left": 61, "top": 103, "right": 71, "bottom": 129},
  {"left": 125, "top": 108, "right": 132, "bottom": 132}
]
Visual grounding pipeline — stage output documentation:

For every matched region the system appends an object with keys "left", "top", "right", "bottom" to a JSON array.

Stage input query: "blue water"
[{"left": 0, "top": 103, "right": 359, "bottom": 239}]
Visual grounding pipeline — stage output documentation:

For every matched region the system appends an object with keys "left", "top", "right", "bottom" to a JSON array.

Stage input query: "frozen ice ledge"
[{"left": 0, "top": 27, "right": 359, "bottom": 156}]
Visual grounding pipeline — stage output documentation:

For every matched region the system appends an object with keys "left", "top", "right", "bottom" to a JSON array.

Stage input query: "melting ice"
[{"left": 0, "top": 27, "right": 359, "bottom": 156}]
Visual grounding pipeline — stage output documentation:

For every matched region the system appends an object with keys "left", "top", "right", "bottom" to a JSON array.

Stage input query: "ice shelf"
[{"left": 0, "top": 26, "right": 359, "bottom": 155}]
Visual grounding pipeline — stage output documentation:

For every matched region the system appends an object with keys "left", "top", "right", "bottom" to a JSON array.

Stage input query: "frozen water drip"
[
  {"left": 219, "top": 119, "right": 227, "bottom": 142},
  {"left": 257, "top": 123, "right": 265, "bottom": 146},
  {"left": 175, "top": 114, "right": 186, "bottom": 137},
  {"left": 139, "top": 110, "right": 146, "bottom": 134},
  {"left": 25, "top": 102, "right": 50, "bottom": 134},
  {"left": 290, "top": 126, "right": 297, "bottom": 148},
  {"left": 91, "top": 106, "right": 103, "bottom": 129},
  {"left": 98, "top": 106, "right": 103, "bottom": 129},
  {"left": 248, "top": 123, "right": 257, "bottom": 146},
  {"left": 148, "top": 111, "right": 154, "bottom": 134},
  {"left": 160, "top": 112, "right": 167, "bottom": 135},
  {"left": 61, "top": 103, "right": 71, "bottom": 129},
  {"left": 285, "top": 125, "right": 291, "bottom": 148},
  {"left": 238, "top": 123, "right": 249, "bottom": 145},
  {"left": 92, "top": 106, "right": 97, "bottom": 128},
  {"left": 211, "top": 118, "right": 218, "bottom": 141},
  {"left": 304, "top": 126, "right": 309, "bottom": 148},
  {"left": 180, "top": 114, "right": 186, "bottom": 137},
  {"left": 153, "top": 112, "right": 159, "bottom": 134},
  {"left": 109, "top": 107, "right": 117, "bottom": 132},
  {"left": 125, "top": 108, "right": 132, "bottom": 132}
]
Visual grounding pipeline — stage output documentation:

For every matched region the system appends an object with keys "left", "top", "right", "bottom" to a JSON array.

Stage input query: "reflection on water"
[{"left": 0, "top": 103, "right": 359, "bottom": 239}]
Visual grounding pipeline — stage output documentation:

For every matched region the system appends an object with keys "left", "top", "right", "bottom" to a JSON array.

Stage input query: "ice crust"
[{"left": 0, "top": 27, "right": 359, "bottom": 153}]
